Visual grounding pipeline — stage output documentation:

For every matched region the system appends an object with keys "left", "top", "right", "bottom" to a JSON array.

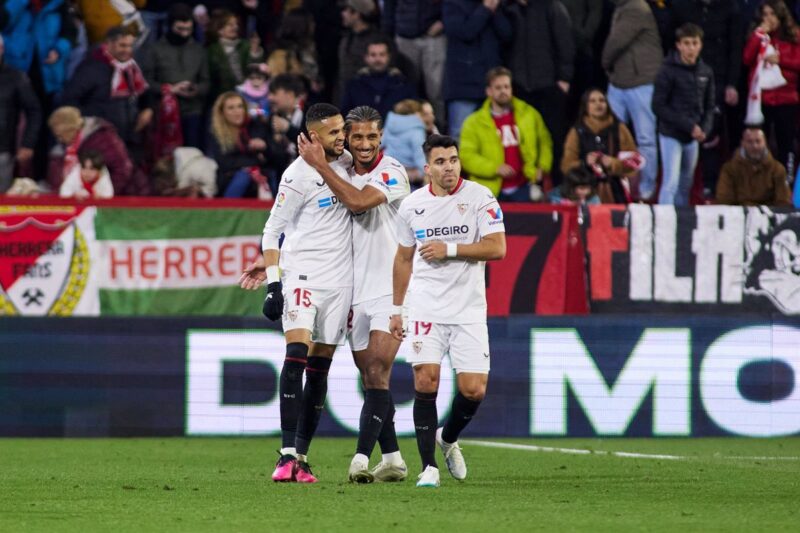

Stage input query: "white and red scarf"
[
  {"left": 98, "top": 44, "right": 149, "bottom": 99},
  {"left": 746, "top": 29, "right": 788, "bottom": 125}
]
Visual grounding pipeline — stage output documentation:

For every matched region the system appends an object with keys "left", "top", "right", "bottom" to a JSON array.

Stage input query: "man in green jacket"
[{"left": 459, "top": 67, "right": 552, "bottom": 201}]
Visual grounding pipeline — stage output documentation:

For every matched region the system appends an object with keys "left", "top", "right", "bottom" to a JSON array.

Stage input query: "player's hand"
[
  {"left": 389, "top": 314, "right": 404, "bottom": 341},
  {"left": 298, "top": 131, "right": 328, "bottom": 171},
  {"left": 419, "top": 241, "right": 447, "bottom": 261},
  {"left": 262, "top": 281, "right": 284, "bottom": 320},
  {"left": 239, "top": 259, "right": 266, "bottom": 290}
]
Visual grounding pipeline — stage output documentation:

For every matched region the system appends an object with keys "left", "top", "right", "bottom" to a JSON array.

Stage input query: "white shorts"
[
  {"left": 406, "top": 320, "right": 490, "bottom": 374},
  {"left": 348, "top": 295, "right": 393, "bottom": 351},
  {"left": 282, "top": 285, "right": 352, "bottom": 346}
]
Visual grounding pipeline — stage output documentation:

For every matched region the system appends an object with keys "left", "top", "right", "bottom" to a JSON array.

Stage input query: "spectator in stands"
[
  {"left": 441, "top": 0, "right": 512, "bottom": 140},
  {"left": 208, "top": 91, "right": 285, "bottom": 198},
  {"left": 0, "top": 0, "right": 74, "bottom": 97},
  {"left": 340, "top": 35, "right": 416, "bottom": 118},
  {"left": 237, "top": 64, "right": 271, "bottom": 122},
  {"left": 560, "top": 0, "right": 604, "bottom": 119},
  {"left": 419, "top": 100, "right": 439, "bottom": 136},
  {"left": 652, "top": 23, "right": 715, "bottom": 206},
  {"left": 47, "top": 106, "right": 148, "bottom": 195},
  {"left": 743, "top": 0, "right": 800, "bottom": 174},
  {"left": 206, "top": 9, "right": 264, "bottom": 106},
  {"left": 561, "top": 88, "right": 638, "bottom": 204},
  {"left": 460, "top": 66, "right": 553, "bottom": 202},
  {"left": 267, "top": 8, "right": 321, "bottom": 97},
  {"left": 383, "top": 0, "right": 446, "bottom": 126},
  {"left": 59, "top": 149, "right": 114, "bottom": 199},
  {"left": 61, "top": 26, "right": 154, "bottom": 150},
  {"left": 76, "top": 0, "right": 147, "bottom": 46},
  {"left": 335, "top": 0, "right": 381, "bottom": 105},
  {"left": 506, "top": 0, "right": 574, "bottom": 185},
  {"left": 139, "top": 0, "right": 170, "bottom": 45},
  {"left": 382, "top": 99, "right": 428, "bottom": 187},
  {"left": 266, "top": 73, "right": 305, "bottom": 180},
  {"left": 716, "top": 126, "right": 792, "bottom": 205},
  {"left": 671, "top": 0, "right": 744, "bottom": 198},
  {"left": 0, "top": 34, "right": 41, "bottom": 192},
  {"left": 547, "top": 166, "right": 601, "bottom": 205},
  {"left": 602, "top": 0, "right": 662, "bottom": 200},
  {"left": 141, "top": 3, "right": 209, "bottom": 150}
]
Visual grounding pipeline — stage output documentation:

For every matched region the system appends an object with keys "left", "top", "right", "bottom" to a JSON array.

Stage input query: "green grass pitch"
[{"left": 1, "top": 437, "right": 798, "bottom": 532}]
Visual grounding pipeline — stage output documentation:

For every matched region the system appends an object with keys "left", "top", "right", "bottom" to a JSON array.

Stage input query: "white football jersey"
[
  {"left": 396, "top": 179, "right": 505, "bottom": 324},
  {"left": 264, "top": 151, "right": 355, "bottom": 288},
  {"left": 351, "top": 153, "right": 410, "bottom": 304}
]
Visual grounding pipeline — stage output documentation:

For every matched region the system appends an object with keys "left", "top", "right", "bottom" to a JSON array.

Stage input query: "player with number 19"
[{"left": 389, "top": 134, "right": 506, "bottom": 488}]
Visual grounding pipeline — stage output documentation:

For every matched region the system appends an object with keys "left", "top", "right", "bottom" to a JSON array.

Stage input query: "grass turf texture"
[{"left": 1, "top": 438, "right": 798, "bottom": 532}]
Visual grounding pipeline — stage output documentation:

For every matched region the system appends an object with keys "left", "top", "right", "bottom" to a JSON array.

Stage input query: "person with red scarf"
[
  {"left": 46, "top": 106, "right": 150, "bottom": 195},
  {"left": 207, "top": 91, "right": 288, "bottom": 198},
  {"left": 61, "top": 25, "right": 154, "bottom": 150},
  {"left": 743, "top": 0, "right": 800, "bottom": 172}
]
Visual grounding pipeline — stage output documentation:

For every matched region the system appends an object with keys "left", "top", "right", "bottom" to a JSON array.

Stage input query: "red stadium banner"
[
  {"left": 487, "top": 204, "right": 588, "bottom": 316},
  {"left": 0, "top": 198, "right": 590, "bottom": 317}
]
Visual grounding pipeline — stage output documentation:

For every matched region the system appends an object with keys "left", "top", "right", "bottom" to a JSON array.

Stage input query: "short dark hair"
[
  {"left": 168, "top": 3, "right": 193, "bottom": 22},
  {"left": 106, "top": 25, "right": 137, "bottom": 41},
  {"left": 345, "top": 106, "right": 383, "bottom": 131},
  {"left": 269, "top": 73, "right": 304, "bottom": 95},
  {"left": 486, "top": 66, "right": 512, "bottom": 87},
  {"left": 365, "top": 35, "right": 393, "bottom": 55},
  {"left": 78, "top": 149, "right": 105, "bottom": 169},
  {"left": 675, "top": 22, "right": 704, "bottom": 41},
  {"left": 305, "top": 103, "right": 342, "bottom": 128},
  {"left": 561, "top": 166, "right": 597, "bottom": 200},
  {"left": 423, "top": 134, "right": 459, "bottom": 161}
]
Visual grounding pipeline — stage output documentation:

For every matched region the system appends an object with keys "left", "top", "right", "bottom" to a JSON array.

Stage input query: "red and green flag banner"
[{"left": 0, "top": 205, "right": 266, "bottom": 316}]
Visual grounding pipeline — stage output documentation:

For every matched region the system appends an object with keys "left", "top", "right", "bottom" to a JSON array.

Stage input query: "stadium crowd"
[{"left": 0, "top": 0, "right": 799, "bottom": 206}]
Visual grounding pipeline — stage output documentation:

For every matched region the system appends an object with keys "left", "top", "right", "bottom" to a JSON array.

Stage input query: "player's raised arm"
[{"left": 298, "top": 131, "right": 386, "bottom": 212}]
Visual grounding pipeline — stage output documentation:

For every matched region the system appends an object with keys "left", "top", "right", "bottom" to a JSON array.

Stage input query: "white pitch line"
[{"left": 462, "top": 440, "right": 800, "bottom": 461}]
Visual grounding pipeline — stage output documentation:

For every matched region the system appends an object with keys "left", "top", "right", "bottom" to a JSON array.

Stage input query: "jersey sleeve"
[
  {"left": 263, "top": 179, "right": 305, "bottom": 238},
  {"left": 365, "top": 164, "right": 410, "bottom": 204},
  {"left": 395, "top": 204, "right": 417, "bottom": 248},
  {"left": 477, "top": 196, "right": 506, "bottom": 237}
]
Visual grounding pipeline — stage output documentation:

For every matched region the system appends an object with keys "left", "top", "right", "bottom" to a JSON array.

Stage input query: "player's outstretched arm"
[
  {"left": 298, "top": 132, "right": 386, "bottom": 213},
  {"left": 389, "top": 244, "right": 415, "bottom": 341},
  {"left": 239, "top": 254, "right": 266, "bottom": 290},
  {"left": 418, "top": 233, "right": 506, "bottom": 262}
]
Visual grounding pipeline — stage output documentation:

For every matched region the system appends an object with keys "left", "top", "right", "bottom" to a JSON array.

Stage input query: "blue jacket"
[
  {"left": 381, "top": 112, "right": 427, "bottom": 172},
  {"left": 441, "top": 0, "right": 512, "bottom": 101},
  {"left": 1, "top": 0, "right": 72, "bottom": 94}
]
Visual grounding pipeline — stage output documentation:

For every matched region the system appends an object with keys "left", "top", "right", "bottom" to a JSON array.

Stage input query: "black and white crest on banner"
[{"left": 744, "top": 208, "right": 800, "bottom": 314}]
